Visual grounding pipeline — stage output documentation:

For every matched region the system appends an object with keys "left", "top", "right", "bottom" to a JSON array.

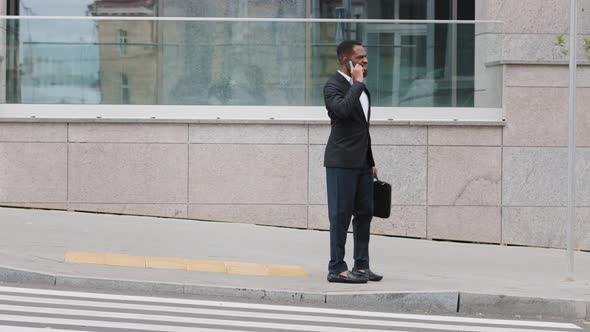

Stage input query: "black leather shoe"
[
  {"left": 352, "top": 269, "right": 383, "bottom": 282},
  {"left": 327, "top": 271, "right": 368, "bottom": 283}
]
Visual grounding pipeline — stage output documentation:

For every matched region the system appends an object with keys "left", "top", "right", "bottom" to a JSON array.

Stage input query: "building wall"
[
  {"left": 476, "top": 0, "right": 590, "bottom": 249},
  {"left": 0, "top": 115, "right": 589, "bottom": 250},
  {"left": 1, "top": 0, "right": 590, "bottom": 250},
  {"left": 477, "top": 0, "right": 590, "bottom": 63}
]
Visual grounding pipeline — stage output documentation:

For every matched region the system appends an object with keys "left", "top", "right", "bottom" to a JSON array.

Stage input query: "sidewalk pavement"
[{"left": 0, "top": 206, "right": 589, "bottom": 321}]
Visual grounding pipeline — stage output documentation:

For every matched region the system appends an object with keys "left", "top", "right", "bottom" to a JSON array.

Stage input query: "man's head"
[{"left": 337, "top": 40, "right": 368, "bottom": 77}]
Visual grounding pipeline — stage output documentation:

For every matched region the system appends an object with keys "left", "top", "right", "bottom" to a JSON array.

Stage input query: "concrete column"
[{"left": 473, "top": 0, "right": 502, "bottom": 108}]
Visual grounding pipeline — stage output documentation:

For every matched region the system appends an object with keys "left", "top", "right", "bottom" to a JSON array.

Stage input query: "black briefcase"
[{"left": 373, "top": 176, "right": 391, "bottom": 218}]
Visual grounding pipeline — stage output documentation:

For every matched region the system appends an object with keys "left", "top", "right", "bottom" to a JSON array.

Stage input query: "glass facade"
[{"left": 3, "top": 0, "right": 501, "bottom": 108}]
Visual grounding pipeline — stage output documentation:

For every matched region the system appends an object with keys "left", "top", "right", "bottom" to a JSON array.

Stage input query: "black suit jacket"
[{"left": 323, "top": 72, "right": 375, "bottom": 169}]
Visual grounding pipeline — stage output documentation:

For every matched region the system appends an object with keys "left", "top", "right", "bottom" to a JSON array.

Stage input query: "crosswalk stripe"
[
  {"left": 0, "top": 315, "right": 253, "bottom": 332},
  {"left": 0, "top": 304, "right": 584, "bottom": 332},
  {"left": 0, "top": 295, "right": 580, "bottom": 332},
  {"left": 0, "top": 327, "right": 91, "bottom": 332},
  {"left": 0, "top": 313, "right": 414, "bottom": 332},
  {"left": 0, "top": 286, "right": 580, "bottom": 330}
]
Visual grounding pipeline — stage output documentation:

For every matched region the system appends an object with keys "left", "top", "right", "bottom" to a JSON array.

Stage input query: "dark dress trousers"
[{"left": 323, "top": 72, "right": 375, "bottom": 274}]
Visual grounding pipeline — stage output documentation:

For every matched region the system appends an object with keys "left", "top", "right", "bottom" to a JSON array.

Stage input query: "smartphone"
[{"left": 345, "top": 60, "right": 353, "bottom": 75}]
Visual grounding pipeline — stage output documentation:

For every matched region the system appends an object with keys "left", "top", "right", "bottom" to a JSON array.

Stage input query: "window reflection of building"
[
  {"left": 118, "top": 29, "right": 127, "bottom": 56},
  {"left": 311, "top": 0, "right": 475, "bottom": 107},
  {"left": 89, "top": 0, "right": 158, "bottom": 104},
  {"left": 8, "top": 0, "right": 476, "bottom": 107},
  {"left": 15, "top": 0, "right": 101, "bottom": 104},
  {"left": 153, "top": 0, "right": 475, "bottom": 107},
  {"left": 158, "top": 0, "right": 306, "bottom": 106},
  {"left": 121, "top": 73, "right": 130, "bottom": 104}
]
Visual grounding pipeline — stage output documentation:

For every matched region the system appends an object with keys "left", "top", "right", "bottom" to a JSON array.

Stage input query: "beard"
[{"left": 363, "top": 69, "right": 368, "bottom": 78}]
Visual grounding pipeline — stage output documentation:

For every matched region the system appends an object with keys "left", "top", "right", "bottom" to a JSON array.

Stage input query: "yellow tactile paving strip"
[{"left": 64, "top": 251, "right": 307, "bottom": 277}]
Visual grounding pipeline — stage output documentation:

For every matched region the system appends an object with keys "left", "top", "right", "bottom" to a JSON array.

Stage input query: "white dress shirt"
[{"left": 338, "top": 70, "right": 369, "bottom": 122}]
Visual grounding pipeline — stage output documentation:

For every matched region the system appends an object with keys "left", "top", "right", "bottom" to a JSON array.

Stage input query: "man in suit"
[{"left": 323, "top": 40, "right": 383, "bottom": 283}]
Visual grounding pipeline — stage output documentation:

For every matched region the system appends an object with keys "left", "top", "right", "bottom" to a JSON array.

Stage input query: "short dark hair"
[{"left": 337, "top": 40, "right": 363, "bottom": 63}]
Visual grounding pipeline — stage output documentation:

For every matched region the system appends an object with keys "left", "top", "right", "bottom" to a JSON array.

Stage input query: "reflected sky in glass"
[
  {"left": 19, "top": 0, "right": 100, "bottom": 103},
  {"left": 20, "top": 0, "right": 96, "bottom": 42}
]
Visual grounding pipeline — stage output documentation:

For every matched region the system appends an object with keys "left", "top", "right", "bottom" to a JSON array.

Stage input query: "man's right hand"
[{"left": 350, "top": 61, "right": 364, "bottom": 82}]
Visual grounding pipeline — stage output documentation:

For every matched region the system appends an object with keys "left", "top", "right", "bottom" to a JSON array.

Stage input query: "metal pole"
[{"left": 566, "top": 0, "right": 577, "bottom": 281}]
